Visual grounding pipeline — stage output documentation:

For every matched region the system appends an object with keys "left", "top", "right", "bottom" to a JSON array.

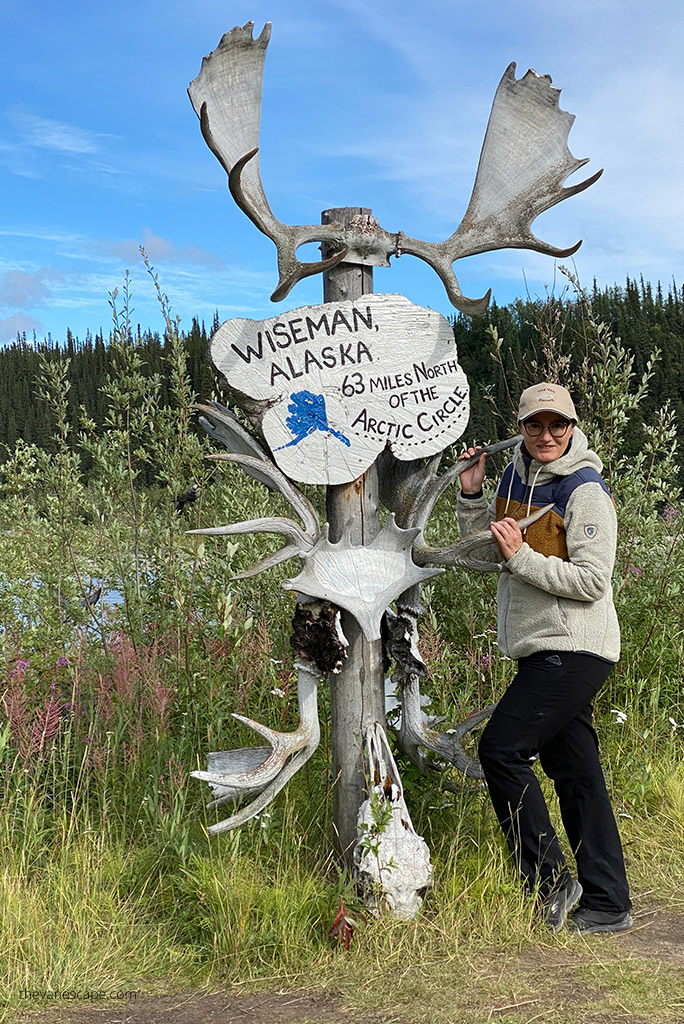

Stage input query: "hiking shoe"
[
  {"left": 567, "top": 907, "right": 633, "bottom": 934},
  {"left": 541, "top": 879, "right": 583, "bottom": 932}
]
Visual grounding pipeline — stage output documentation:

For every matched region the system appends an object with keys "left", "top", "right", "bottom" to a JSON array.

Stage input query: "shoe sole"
[{"left": 568, "top": 914, "right": 634, "bottom": 935}]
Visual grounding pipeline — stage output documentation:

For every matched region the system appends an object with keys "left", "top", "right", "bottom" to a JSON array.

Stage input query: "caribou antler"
[
  {"left": 418, "top": 503, "right": 555, "bottom": 571},
  {"left": 396, "top": 670, "right": 495, "bottom": 783},
  {"left": 192, "top": 658, "right": 321, "bottom": 834},
  {"left": 386, "top": 590, "right": 492, "bottom": 782},
  {"left": 379, "top": 436, "right": 522, "bottom": 533},
  {"left": 189, "top": 25, "right": 601, "bottom": 313}
]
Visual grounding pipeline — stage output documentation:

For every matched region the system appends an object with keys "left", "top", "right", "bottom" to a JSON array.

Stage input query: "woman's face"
[{"left": 520, "top": 411, "right": 575, "bottom": 464}]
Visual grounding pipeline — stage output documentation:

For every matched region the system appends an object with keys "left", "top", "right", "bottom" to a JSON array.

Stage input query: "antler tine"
[
  {"left": 202, "top": 747, "right": 271, "bottom": 810},
  {"left": 386, "top": 589, "right": 488, "bottom": 780},
  {"left": 228, "top": 148, "right": 351, "bottom": 302},
  {"left": 395, "top": 672, "right": 492, "bottom": 780},
  {"left": 417, "top": 502, "right": 554, "bottom": 569},
  {"left": 187, "top": 514, "right": 315, "bottom": 580},
  {"left": 394, "top": 233, "right": 492, "bottom": 316},
  {"left": 231, "top": 544, "right": 304, "bottom": 580},
  {"left": 194, "top": 400, "right": 277, "bottom": 491},
  {"left": 205, "top": 746, "right": 314, "bottom": 834},
  {"left": 207, "top": 452, "right": 320, "bottom": 538},
  {"left": 413, "top": 435, "right": 522, "bottom": 531},
  {"left": 188, "top": 515, "right": 313, "bottom": 548},
  {"left": 192, "top": 659, "right": 321, "bottom": 834}
]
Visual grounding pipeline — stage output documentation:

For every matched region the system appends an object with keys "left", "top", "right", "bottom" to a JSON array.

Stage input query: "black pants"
[{"left": 478, "top": 651, "right": 631, "bottom": 912}]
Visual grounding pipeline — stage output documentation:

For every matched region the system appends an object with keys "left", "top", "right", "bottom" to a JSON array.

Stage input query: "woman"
[{"left": 458, "top": 382, "right": 632, "bottom": 934}]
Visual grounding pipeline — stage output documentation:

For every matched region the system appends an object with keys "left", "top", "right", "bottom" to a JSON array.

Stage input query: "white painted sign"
[{"left": 210, "top": 293, "right": 469, "bottom": 485}]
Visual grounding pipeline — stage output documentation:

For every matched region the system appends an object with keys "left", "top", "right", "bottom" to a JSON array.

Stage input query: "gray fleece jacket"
[{"left": 457, "top": 428, "right": 620, "bottom": 662}]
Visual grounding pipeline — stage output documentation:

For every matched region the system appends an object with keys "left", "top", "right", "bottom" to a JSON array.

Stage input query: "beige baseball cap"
[{"left": 517, "top": 383, "right": 578, "bottom": 423}]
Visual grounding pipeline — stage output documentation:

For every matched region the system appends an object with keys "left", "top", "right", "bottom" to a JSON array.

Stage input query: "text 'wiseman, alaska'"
[{"left": 229, "top": 305, "right": 376, "bottom": 386}]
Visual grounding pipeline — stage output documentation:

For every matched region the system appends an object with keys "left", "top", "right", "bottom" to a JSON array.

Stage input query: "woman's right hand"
[{"left": 459, "top": 446, "right": 486, "bottom": 495}]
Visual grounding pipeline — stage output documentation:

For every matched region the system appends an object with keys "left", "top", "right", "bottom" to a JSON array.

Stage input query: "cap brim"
[{"left": 519, "top": 409, "right": 576, "bottom": 423}]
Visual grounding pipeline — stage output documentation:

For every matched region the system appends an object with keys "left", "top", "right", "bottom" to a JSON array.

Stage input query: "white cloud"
[{"left": 11, "top": 111, "right": 105, "bottom": 154}]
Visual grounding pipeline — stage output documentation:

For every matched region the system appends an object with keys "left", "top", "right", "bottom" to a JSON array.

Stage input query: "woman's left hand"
[{"left": 490, "top": 517, "right": 524, "bottom": 560}]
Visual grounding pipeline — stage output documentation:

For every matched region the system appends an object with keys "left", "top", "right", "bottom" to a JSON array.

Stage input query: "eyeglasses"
[{"left": 522, "top": 419, "right": 571, "bottom": 439}]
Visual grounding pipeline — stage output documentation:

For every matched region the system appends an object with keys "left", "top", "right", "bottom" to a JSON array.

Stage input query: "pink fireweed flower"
[{"left": 31, "top": 695, "right": 64, "bottom": 756}]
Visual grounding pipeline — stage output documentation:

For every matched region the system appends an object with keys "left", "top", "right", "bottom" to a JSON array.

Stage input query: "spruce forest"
[{"left": 3, "top": 275, "right": 684, "bottom": 474}]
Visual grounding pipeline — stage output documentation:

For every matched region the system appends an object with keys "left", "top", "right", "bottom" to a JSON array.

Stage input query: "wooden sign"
[{"left": 210, "top": 293, "right": 469, "bottom": 485}]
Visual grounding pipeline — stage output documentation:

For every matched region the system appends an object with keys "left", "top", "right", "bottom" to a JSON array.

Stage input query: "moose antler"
[
  {"left": 189, "top": 24, "right": 602, "bottom": 313},
  {"left": 192, "top": 658, "right": 321, "bottom": 834}
]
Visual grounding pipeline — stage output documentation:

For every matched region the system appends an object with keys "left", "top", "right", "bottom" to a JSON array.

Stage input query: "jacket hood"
[{"left": 512, "top": 427, "right": 603, "bottom": 484}]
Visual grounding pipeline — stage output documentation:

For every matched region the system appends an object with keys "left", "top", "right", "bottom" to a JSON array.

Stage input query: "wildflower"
[
  {"left": 663, "top": 506, "right": 679, "bottom": 524},
  {"left": 271, "top": 687, "right": 286, "bottom": 698},
  {"left": 31, "top": 695, "right": 64, "bottom": 756},
  {"left": 610, "top": 708, "right": 628, "bottom": 725},
  {"left": 669, "top": 716, "right": 681, "bottom": 733},
  {"left": 11, "top": 659, "right": 29, "bottom": 679},
  {"left": 56, "top": 656, "right": 69, "bottom": 668}
]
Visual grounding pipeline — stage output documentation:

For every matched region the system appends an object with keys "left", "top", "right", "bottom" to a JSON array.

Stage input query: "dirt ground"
[{"left": 13, "top": 908, "right": 684, "bottom": 1024}]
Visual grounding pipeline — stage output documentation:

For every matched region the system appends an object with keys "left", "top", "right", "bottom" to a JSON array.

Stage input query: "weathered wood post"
[{"left": 321, "top": 207, "right": 386, "bottom": 865}]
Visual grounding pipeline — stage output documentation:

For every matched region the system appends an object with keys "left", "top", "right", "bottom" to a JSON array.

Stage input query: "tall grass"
[{"left": 0, "top": 263, "right": 682, "bottom": 1021}]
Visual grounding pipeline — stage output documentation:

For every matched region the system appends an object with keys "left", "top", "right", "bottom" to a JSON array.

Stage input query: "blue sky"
[{"left": 1, "top": 0, "right": 683, "bottom": 345}]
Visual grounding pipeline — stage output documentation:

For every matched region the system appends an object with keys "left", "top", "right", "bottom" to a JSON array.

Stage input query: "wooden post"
[{"left": 321, "top": 207, "right": 387, "bottom": 865}]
